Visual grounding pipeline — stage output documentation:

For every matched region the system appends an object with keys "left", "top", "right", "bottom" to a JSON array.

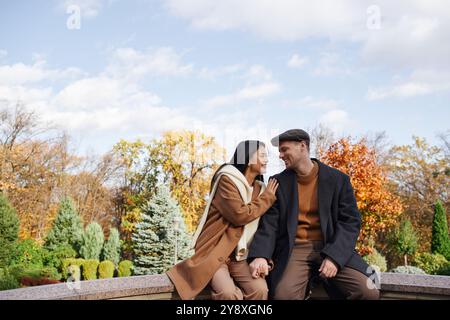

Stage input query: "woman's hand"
[{"left": 264, "top": 178, "right": 279, "bottom": 197}]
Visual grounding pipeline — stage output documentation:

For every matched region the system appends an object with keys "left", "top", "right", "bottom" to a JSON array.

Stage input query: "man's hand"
[
  {"left": 249, "top": 258, "right": 269, "bottom": 279},
  {"left": 319, "top": 258, "right": 338, "bottom": 279}
]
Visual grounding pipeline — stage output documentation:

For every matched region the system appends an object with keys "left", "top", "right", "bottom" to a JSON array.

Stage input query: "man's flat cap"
[{"left": 270, "top": 129, "right": 310, "bottom": 147}]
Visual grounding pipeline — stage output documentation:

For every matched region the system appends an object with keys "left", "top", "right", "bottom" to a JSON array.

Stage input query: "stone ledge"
[{"left": 0, "top": 272, "right": 449, "bottom": 300}]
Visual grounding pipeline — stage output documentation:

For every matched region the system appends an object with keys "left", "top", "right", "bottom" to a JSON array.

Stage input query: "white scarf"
[{"left": 191, "top": 164, "right": 265, "bottom": 261}]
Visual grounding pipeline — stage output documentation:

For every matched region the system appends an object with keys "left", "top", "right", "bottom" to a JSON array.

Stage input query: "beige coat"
[{"left": 166, "top": 175, "right": 276, "bottom": 300}]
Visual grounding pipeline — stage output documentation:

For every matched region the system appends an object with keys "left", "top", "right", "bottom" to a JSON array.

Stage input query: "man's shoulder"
[
  {"left": 270, "top": 168, "right": 294, "bottom": 181},
  {"left": 316, "top": 159, "right": 350, "bottom": 182}
]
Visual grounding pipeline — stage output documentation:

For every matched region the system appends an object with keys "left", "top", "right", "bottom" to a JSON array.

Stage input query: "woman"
[{"left": 166, "top": 140, "right": 279, "bottom": 300}]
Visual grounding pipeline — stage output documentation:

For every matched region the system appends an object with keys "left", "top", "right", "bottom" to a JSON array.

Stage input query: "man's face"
[{"left": 278, "top": 140, "right": 306, "bottom": 169}]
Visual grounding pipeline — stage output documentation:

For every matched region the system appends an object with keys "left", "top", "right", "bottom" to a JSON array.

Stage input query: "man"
[{"left": 248, "top": 129, "right": 380, "bottom": 300}]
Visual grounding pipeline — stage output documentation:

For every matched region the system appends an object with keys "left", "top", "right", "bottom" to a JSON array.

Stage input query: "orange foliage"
[{"left": 321, "top": 138, "right": 404, "bottom": 255}]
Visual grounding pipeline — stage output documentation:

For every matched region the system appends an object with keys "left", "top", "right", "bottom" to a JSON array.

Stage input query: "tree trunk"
[{"left": 404, "top": 254, "right": 408, "bottom": 266}]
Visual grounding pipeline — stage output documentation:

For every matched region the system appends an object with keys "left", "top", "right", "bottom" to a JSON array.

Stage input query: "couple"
[{"left": 167, "top": 129, "right": 380, "bottom": 300}]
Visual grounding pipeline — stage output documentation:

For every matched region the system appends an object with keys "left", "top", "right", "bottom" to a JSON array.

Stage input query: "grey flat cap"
[{"left": 270, "top": 129, "right": 310, "bottom": 147}]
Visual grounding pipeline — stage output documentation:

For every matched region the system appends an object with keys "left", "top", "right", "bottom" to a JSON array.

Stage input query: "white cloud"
[
  {"left": 164, "top": 0, "right": 367, "bottom": 41},
  {"left": 0, "top": 59, "right": 84, "bottom": 85},
  {"left": 287, "top": 54, "right": 308, "bottom": 69},
  {"left": 367, "top": 69, "right": 450, "bottom": 100},
  {"left": 203, "top": 82, "right": 281, "bottom": 109},
  {"left": 284, "top": 96, "right": 340, "bottom": 111},
  {"left": 105, "top": 47, "right": 193, "bottom": 80},
  {"left": 164, "top": 0, "right": 450, "bottom": 97},
  {"left": 319, "top": 109, "right": 353, "bottom": 134},
  {"left": 198, "top": 64, "right": 244, "bottom": 80}
]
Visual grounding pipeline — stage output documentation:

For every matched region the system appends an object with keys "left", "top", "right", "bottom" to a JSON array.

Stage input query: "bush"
[
  {"left": 390, "top": 265, "right": 426, "bottom": 274},
  {"left": 98, "top": 260, "right": 115, "bottom": 279},
  {"left": 43, "top": 244, "right": 77, "bottom": 270},
  {"left": 436, "top": 264, "right": 450, "bottom": 276},
  {"left": 61, "top": 258, "right": 85, "bottom": 280},
  {"left": 413, "top": 252, "right": 448, "bottom": 275},
  {"left": 0, "top": 268, "right": 20, "bottom": 291},
  {"left": 81, "top": 259, "right": 99, "bottom": 280},
  {"left": 363, "top": 248, "right": 387, "bottom": 272},
  {"left": 11, "top": 239, "right": 45, "bottom": 269},
  {"left": 118, "top": 260, "right": 133, "bottom": 277},
  {"left": 9, "top": 266, "right": 61, "bottom": 281}
]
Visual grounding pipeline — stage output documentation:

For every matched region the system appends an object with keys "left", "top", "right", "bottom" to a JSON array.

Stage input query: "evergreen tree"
[
  {"left": 0, "top": 194, "right": 19, "bottom": 267},
  {"left": 131, "top": 185, "right": 192, "bottom": 275},
  {"left": 102, "top": 227, "right": 121, "bottom": 265},
  {"left": 388, "top": 219, "right": 418, "bottom": 266},
  {"left": 431, "top": 200, "right": 450, "bottom": 260},
  {"left": 80, "top": 222, "right": 104, "bottom": 260},
  {"left": 44, "top": 198, "right": 83, "bottom": 253}
]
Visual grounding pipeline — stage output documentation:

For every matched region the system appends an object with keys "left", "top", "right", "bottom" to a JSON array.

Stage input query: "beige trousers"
[
  {"left": 274, "top": 241, "right": 380, "bottom": 300},
  {"left": 210, "top": 257, "right": 269, "bottom": 300}
]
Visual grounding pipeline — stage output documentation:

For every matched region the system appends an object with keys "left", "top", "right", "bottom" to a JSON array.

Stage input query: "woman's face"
[{"left": 249, "top": 146, "right": 269, "bottom": 175}]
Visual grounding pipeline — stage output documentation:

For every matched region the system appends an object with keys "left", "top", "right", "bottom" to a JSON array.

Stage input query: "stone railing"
[{"left": 0, "top": 273, "right": 449, "bottom": 300}]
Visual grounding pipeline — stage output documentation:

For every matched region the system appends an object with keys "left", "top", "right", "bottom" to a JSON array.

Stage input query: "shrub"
[
  {"left": 20, "top": 277, "right": 61, "bottom": 287},
  {"left": 11, "top": 239, "right": 45, "bottom": 269},
  {"left": 118, "top": 260, "right": 133, "bottom": 277},
  {"left": 9, "top": 266, "right": 61, "bottom": 281},
  {"left": 390, "top": 265, "right": 426, "bottom": 274},
  {"left": 81, "top": 259, "right": 99, "bottom": 280},
  {"left": 413, "top": 252, "right": 448, "bottom": 275},
  {"left": 98, "top": 260, "right": 115, "bottom": 279},
  {"left": 61, "top": 258, "right": 85, "bottom": 280},
  {"left": 80, "top": 222, "right": 104, "bottom": 260},
  {"left": 0, "top": 270, "right": 20, "bottom": 291},
  {"left": 43, "top": 244, "right": 77, "bottom": 270},
  {"left": 436, "top": 264, "right": 450, "bottom": 276},
  {"left": 363, "top": 248, "right": 387, "bottom": 272}
]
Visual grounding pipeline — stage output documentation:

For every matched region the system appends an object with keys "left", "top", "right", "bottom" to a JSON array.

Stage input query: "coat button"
[{"left": 218, "top": 257, "right": 224, "bottom": 262}]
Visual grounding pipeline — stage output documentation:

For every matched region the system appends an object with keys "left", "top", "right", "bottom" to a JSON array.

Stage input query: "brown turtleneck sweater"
[{"left": 295, "top": 160, "right": 322, "bottom": 243}]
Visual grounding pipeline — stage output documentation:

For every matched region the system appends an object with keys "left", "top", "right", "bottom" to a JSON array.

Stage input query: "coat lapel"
[
  {"left": 316, "top": 159, "right": 334, "bottom": 243},
  {"left": 285, "top": 169, "right": 299, "bottom": 247}
]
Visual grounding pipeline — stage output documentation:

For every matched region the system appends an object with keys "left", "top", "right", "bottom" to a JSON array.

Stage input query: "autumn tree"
[
  {"left": 387, "top": 136, "right": 449, "bottom": 252},
  {"left": 321, "top": 137, "right": 404, "bottom": 255},
  {"left": 1, "top": 104, "right": 120, "bottom": 241},
  {"left": 151, "top": 130, "right": 226, "bottom": 232}
]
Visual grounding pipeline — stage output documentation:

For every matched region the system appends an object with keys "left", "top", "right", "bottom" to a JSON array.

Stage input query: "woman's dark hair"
[{"left": 210, "top": 140, "right": 266, "bottom": 192}]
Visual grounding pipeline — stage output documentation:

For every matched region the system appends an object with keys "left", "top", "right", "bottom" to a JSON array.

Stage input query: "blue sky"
[{"left": 1, "top": 0, "right": 449, "bottom": 174}]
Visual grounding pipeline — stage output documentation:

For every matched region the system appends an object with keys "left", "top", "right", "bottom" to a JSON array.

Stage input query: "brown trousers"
[
  {"left": 210, "top": 256, "right": 268, "bottom": 300},
  {"left": 274, "top": 241, "right": 380, "bottom": 300}
]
